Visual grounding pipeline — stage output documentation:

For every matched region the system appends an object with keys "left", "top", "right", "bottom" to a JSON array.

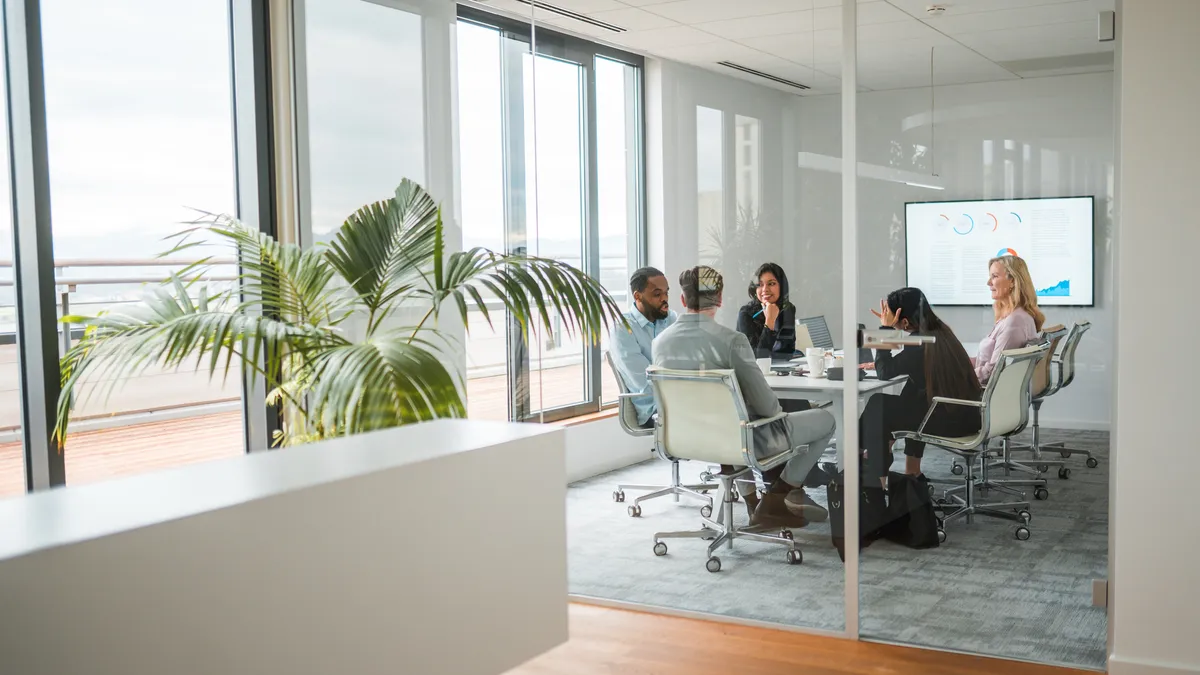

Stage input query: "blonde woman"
[{"left": 974, "top": 255, "right": 1046, "bottom": 383}]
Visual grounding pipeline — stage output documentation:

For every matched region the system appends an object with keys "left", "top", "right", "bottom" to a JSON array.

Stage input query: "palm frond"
[
  {"left": 428, "top": 246, "right": 626, "bottom": 343},
  {"left": 303, "top": 331, "right": 465, "bottom": 436},
  {"left": 56, "top": 283, "right": 339, "bottom": 443},
  {"left": 325, "top": 179, "right": 438, "bottom": 323}
]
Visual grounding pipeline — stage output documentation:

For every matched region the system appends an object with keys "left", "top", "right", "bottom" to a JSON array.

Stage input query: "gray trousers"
[{"left": 752, "top": 408, "right": 836, "bottom": 488}]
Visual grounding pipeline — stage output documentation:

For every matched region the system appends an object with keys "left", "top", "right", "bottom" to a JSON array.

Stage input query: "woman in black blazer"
[
  {"left": 862, "top": 287, "right": 983, "bottom": 483},
  {"left": 736, "top": 262, "right": 797, "bottom": 360}
]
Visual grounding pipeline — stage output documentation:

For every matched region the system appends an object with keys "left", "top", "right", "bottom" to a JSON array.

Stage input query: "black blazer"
[
  {"left": 873, "top": 328, "right": 981, "bottom": 435},
  {"left": 736, "top": 302, "right": 797, "bottom": 359}
]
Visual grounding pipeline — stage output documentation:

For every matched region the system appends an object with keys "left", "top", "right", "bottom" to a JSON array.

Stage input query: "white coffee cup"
[
  {"left": 757, "top": 357, "right": 772, "bottom": 376},
  {"left": 806, "top": 348, "right": 827, "bottom": 377}
]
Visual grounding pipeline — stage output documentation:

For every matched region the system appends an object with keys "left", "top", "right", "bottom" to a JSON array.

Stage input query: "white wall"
[
  {"left": 793, "top": 73, "right": 1116, "bottom": 429},
  {"left": 1110, "top": 2, "right": 1200, "bottom": 673},
  {"left": 564, "top": 416, "right": 653, "bottom": 483},
  {"left": 0, "top": 422, "right": 568, "bottom": 675}
]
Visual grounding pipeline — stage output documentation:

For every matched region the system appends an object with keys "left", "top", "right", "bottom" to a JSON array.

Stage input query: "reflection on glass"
[
  {"left": 524, "top": 54, "right": 587, "bottom": 413},
  {"left": 596, "top": 57, "right": 638, "bottom": 405},
  {"left": 734, "top": 115, "right": 760, "bottom": 218},
  {"left": 306, "top": 0, "right": 425, "bottom": 239},
  {"left": 40, "top": 0, "right": 242, "bottom": 485},
  {"left": 696, "top": 106, "right": 724, "bottom": 267}
]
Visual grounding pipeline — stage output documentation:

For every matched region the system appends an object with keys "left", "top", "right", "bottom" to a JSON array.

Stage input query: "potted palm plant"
[{"left": 54, "top": 179, "right": 625, "bottom": 446}]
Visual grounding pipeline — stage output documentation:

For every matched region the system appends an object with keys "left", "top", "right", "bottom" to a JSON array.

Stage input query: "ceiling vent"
[
  {"left": 717, "top": 61, "right": 810, "bottom": 90},
  {"left": 513, "top": 0, "right": 626, "bottom": 33}
]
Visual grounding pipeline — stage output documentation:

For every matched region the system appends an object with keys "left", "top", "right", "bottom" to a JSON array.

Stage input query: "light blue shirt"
[{"left": 611, "top": 308, "right": 677, "bottom": 425}]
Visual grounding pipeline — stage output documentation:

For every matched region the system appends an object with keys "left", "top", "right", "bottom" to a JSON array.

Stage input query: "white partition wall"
[{"left": 0, "top": 421, "right": 568, "bottom": 675}]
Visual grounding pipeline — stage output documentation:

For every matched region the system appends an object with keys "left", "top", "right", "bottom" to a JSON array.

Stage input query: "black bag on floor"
[
  {"left": 882, "top": 472, "right": 941, "bottom": 549},
  {"left": 828, "top": 470, "right": 889, "bottom": 562}
]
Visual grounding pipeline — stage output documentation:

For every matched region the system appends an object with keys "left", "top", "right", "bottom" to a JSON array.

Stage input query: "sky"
[{"left": 0, "top": 0, "right": 638, "bottom": 312}]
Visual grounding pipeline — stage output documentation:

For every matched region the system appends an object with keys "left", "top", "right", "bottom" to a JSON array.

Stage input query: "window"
[
  {"left": 303, "top": 0, "right": 426, "bottom": 241},
  {"left": 40, "top": 0, "right": 243, "bottom": 485},
  {"left": 456, "top": 10, "right": 644, "bottom": 422}
]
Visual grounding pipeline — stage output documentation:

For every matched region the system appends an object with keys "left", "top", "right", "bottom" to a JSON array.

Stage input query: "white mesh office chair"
[
  {"left": 1006, "top": 321, "right": 1098, "bottom": 469},
  {"left": 606, "top": 352, "right": 717, "bottom": 518},
  {"left": 894, "top": 345, "right": 1048, "bottom": 542},
  {"left": 983, "top": 326, "right": 1069, "bottom": 490},
  {"left": 646, "top": 366, "right": 804, "bottom": 573}
]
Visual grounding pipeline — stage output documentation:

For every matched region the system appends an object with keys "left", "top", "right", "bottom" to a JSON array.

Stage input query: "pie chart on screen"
[{"left": 997, "top": 248, "right": 1018, "bottom": 257}]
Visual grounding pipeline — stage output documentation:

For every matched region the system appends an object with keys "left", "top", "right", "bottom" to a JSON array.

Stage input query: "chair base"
[
  {"left": 652, "top": 471, "right": 802, "bottom": 572},
  {"left": 934, "top": 450, "right": 1034, "bottom": 541},
  {"left": 612, "top": 459, "right": 718, "bottom": 517}
]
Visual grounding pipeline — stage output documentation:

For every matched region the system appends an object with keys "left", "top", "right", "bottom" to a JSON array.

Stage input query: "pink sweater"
[{"left": 975, "top": 308, "right": 1037, "bottom": 383}]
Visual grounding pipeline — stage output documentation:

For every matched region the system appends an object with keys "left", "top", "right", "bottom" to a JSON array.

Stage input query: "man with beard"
[{"left": 610, "top": 267, "right": 677, "bottom": 429}]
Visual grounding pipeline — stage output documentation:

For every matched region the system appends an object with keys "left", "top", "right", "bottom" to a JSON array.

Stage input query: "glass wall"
[
  {"left": 38, "top": 0, "right": 243, "bottom": 486},
  {"left": 849, "top": 4, "right": 1113, "bottom": 669}
]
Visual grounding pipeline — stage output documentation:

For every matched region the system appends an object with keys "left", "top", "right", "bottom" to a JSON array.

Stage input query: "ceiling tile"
[
  {"left": 885, "top": 0, "right": 1085, "bottom": 18},
  {"left": 585, "top": 6, "right": 679, "bottom": 30},
  {"left": 925, "top": 0, "right": 1096, "bottom": 33},
  {"left": 638, "top": 0, "right": 807, "bottom": 24},
  {"left": 812, "top": 1, "right": 914, "bottom": 29},
  {"left": 693, "top": 11, "right": 813, "bottom": 40},
  {"left": 609, "top": 24, "right": 720, "bottom": 49},
  {"left": 526, "top": 0, "right": 626, "bottom": 13}
]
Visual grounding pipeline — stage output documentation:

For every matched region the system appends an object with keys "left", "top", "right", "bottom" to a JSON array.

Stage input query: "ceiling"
[{"left": 466, "top": 0, "right": 1117, "bottom": 95}]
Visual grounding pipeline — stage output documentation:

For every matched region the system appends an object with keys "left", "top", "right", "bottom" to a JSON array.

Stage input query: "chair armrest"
[
  {"left": 744, "top": 411, "right": 789, "bottom": 430},
  {"left": 914, "top": 397, "right": 985, "bottom": 435},
  {"left": 931, "top": 396, "right": 985, "bottom": 408},
  {"left": 616, "top": 392, "right": 643, "bottom": 399},
  {"left": 811, "top": 401, "right": 833, "bottom": 410}
]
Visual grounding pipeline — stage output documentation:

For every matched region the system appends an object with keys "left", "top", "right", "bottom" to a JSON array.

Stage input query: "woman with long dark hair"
[
  {"left": 863, "top": 287, "right": 982, "bottom": 481},
  {"left": 736, "top": 262, "right": 797, "bottom": 359}
]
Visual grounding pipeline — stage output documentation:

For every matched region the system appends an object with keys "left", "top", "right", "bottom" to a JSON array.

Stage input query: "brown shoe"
[
  {"left": 784, "top": 488, "right": 830, "bottom": 522},
  {"left": 751, "top": 492, "right": 809, "bottom": 529}
]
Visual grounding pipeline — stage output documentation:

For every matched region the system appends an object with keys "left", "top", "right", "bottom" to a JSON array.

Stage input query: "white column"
[{"left": 1111, "top": 1, "right": 1200, "bottom": 673}]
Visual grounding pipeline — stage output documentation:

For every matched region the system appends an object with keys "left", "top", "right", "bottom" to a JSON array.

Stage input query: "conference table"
[{"left": 766, "top": 366, "right": 907, "bottom": 469}]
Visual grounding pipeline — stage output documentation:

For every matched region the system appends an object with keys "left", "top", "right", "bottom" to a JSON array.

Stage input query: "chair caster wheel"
[
  {"left": 613, "top": 490, "right": 625, "bottom": 503},
  {"left": 1058, "top": 467, "right": 1071, "bottom": 480},
  {"left": 700, "top": 504, "right": 713, "bottom": 518},
  {"left": 780, "top": 530, "right": 794, "bottom": 540},
  {"left": 1017, "top": 509, "right": 1032, "bottom": 524},
  {"left": 1086, "top": 457, "right": 1099, "bottom": 468},
  {"left": 1034, "top": 487, "right": 1049, "bottom": 501},
  {"left": 700, "top": 472, "right": 714, "bottom": 482},
  {"left": 731, "top": 489, "right": 740, "bottom": 502},
  {"left": 936, "top": 529, "right": 947, "bottom": 544},
  {"left": 1015, "top": 526, "right": 1031, "bottom": 541},
  {"left": 786, "top": 549, "right": 803, "bottom": 565},
  {"left": 1060, "top": 451, "right": 1071, "bottom": 458},
  {"left": 951, "top": 463, "right": 964, "bottom": 476},
  {"left": 706, "top": 557, "right": 722, "bottom": 573},
  {"left": 627, "top": 504, "right": 642, "bottom": 517},
  {"left": 1037, "top": 464, "right": 1050, "bottom": 473},
  {"left": 653, "top": 541, "right": 667, "bottom": 556}
]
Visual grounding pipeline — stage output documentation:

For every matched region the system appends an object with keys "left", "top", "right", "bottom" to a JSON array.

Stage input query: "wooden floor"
[{"left": 507, "top": 604, "right": 1095, "bottom": 675}]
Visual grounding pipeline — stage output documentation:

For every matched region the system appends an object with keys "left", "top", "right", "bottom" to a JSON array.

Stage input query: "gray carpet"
[{"left": 567, "top": 428, "right": 1108, "bottom": 670}]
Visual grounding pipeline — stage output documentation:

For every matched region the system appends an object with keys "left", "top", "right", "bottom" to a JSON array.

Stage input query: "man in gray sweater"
[{"left": 652, "top": 266, "right": 834, "bottom": 529}]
